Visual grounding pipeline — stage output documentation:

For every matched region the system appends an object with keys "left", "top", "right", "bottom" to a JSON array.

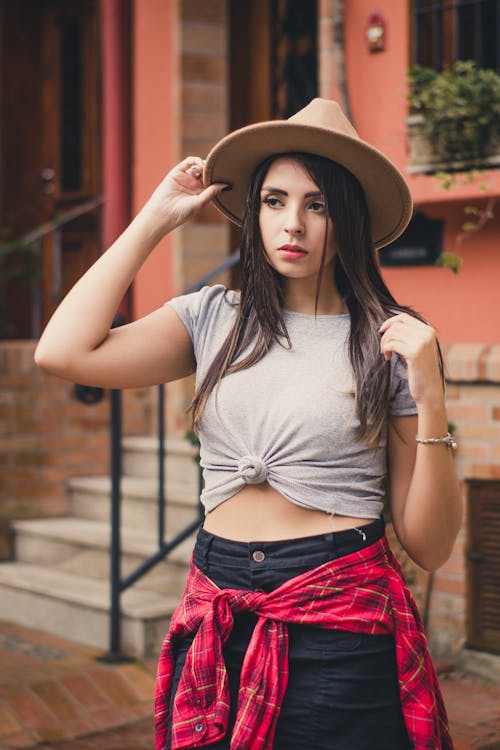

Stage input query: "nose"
[{"left": 284, "top": 205, "right": 304, "bottom": 236}]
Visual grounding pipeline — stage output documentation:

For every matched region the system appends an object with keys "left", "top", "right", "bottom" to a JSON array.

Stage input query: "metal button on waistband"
[{"left": 252, "top": 550, "right": 265, "bottom": 562}]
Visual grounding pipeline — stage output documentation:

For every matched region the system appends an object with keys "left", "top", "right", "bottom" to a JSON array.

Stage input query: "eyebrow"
[{"left": 261, "top": 185, "right": 323, "bottom": 198}]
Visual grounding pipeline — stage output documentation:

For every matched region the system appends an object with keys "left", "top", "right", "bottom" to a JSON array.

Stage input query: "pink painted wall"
[
  {"left": 344, "top": 0, "right": 409, "bottom": 168},
  {"left": 341, "top": 0, "right": 500, "bottom": 344},
  {"left": 383, "top": 205, "right": 500, "bottom": 344},
  {"left": 102, "top": 0, "right": 132, "bottom": 320},
  {"left": 132, "top": 0, "right": 177, "bottom": 319}
]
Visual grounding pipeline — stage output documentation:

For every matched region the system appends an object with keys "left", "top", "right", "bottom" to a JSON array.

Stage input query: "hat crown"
[
  {"left": 204, "top": 98, "right": 412, "bottom": 249},
  {"left": 288, "top": 98, "right": 359, "bottom": 140}
]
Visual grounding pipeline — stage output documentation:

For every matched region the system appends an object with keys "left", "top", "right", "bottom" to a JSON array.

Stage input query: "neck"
[{"left": 282, "top": 275, "right": 347, "bottom": 315}]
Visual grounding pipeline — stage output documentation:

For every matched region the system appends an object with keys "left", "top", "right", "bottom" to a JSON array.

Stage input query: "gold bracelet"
[{"left": 415, "top": 432, "right": 457, "bottom": 450}]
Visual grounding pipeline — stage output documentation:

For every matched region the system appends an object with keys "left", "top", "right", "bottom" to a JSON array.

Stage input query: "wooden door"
[
  {"left": 467, "top": 480, "right": 500, "bottom": 654},
  {"left": 229, "top": 0, "right": 318, "bottom": 128},
  {"left": 228, "top": 0, "right": 318, "bottom": 282},
  {"left": 0, "top": 0, "right": 101, "bottom": 338}
]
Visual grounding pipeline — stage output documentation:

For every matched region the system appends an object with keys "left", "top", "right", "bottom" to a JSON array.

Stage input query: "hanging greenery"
[{"left": 407, "top": 61, "right": 500, "bottom": 167}]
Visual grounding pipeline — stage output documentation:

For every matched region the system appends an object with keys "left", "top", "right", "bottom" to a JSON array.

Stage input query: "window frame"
[{"left": 411, "top": 0, "right": 500, "bottom": 71}]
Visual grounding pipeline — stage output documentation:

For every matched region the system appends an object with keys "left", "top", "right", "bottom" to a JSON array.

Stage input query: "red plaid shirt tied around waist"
[{"left": 155, "top": 535, "right": 453, "bottom": 750}]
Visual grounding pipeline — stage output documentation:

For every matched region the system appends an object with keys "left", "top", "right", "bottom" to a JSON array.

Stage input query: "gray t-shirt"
[{"left": 167, "top": 284, "right": 417, "bottom": 518}]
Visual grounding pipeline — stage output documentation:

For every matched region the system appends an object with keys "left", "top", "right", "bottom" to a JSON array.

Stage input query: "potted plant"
[{"left": 406, "top": 61, "right": 500, "bottom": 173}]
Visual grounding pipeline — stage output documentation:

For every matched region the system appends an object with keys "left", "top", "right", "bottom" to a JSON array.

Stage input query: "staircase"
[{"left": 0, "top": 436, "right": 200, "bottom": 657}]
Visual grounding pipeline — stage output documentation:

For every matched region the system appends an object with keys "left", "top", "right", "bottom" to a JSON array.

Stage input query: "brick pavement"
[
  {"left": 1, "top": 619, "right": 500, "bottom": 749},
  {"left": 0, "top": 621, "right": 156, "bottom": 749},
  {"left": 23, "top": 718, "right": 154, "bottom": 749},
  {"left": 441, "top": 669, "right": 500, "bottom": 750}
]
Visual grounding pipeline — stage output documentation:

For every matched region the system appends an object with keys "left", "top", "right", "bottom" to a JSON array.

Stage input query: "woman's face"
[{"left": 258, "top": 157, "right": 337, "bottom": 282}]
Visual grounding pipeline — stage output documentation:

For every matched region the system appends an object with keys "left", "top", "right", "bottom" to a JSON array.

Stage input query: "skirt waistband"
[{"left": 194, "top": 517, "right": 386, "bottom": 571}]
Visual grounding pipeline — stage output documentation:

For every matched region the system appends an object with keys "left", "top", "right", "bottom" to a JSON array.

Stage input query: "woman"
[{"left": 36, "top": 99, "right": 462, "bottom": 750}]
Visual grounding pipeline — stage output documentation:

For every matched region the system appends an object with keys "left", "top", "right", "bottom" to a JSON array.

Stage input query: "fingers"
[
  {"left": 378, "top": 313, "right": 436, "bottom": 363},
  {"left": 379, "top": 314, "right": 408, "bottom": 360},
  {"left": 188, "top": 164, "right": 203, "bottom": 180},
  {"left": 195, "top": 182, "right": 229, "bottom": 209},
  {"left": 179, "top": 155, "right": 229, "bottom": 205},
  {"left": 172, "top": 156, "right": 232, "bottom": 198},
  {"left": 184, "top": 158, "right": 206, "bottom": 185},
  {"left": 178, "top": 155, "right": 205, "bottom": 173},
  {"left": 169, "top": 156, "right": 206, "bottom": 187},
  {"left": 378, "top": 313, "right": 410, "bottom": 335}
]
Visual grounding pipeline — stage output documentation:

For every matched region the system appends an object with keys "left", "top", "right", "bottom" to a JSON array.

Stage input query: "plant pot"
[{"left": 406, "top": 113, "right": 500, "bottom": 174}]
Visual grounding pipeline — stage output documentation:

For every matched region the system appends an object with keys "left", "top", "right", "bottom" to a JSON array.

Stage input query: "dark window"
[
  {"left": 60, "top": 18, "right": 82, "bottom": 191},
  {"left": 467, "top": 480, "right": 500, "bottom": 655},
  {"left": 413, "top": 0, "right": 500, "bottom": 71},
  {"left": 271, "top": 0, "right": 318, "bottom": 118},
  {"left": 378, "top": 212, "right": 443, "bottom": 267}
]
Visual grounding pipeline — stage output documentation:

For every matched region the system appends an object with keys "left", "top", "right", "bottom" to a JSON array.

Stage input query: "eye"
[
  {"left": 262, "top": 196, "right": 283, "bottom": 208},
  {"left": 308, "top": 200, "right": 326, "bottom": 213}
]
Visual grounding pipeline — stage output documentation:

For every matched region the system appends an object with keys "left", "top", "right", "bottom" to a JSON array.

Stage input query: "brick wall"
[
  {"left": 426, "top": 344, "right": 500, "bottom": 656},
  {"left": 174, "top": 0, "right": 230, "bottom": 292},
  {"left": 0, "top": 341, "right": 154, "bottom": 559},
  {"left": 318, "top": 0, "right": 334, "bottom": 98}
]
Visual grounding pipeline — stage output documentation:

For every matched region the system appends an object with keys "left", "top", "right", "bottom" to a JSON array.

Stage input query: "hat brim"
[{"left": 204, "top": 121, "right": 413, "bottom": 250}]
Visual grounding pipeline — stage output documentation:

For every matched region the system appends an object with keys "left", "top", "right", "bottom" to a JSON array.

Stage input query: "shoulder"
[
  {"left": 165, "top": 284, "right": 239, "bottom": 343},
  {"left": 166, "top": 284, "right": 238, "bottom": 319}
]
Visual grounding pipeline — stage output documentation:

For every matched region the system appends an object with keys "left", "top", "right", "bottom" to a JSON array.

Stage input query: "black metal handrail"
[
  {"left": 2, "top": 196, "right": 104, "bottom": 338},
  {"left": 21, "top": 196, "right": 104, "bottom": 245},
  {"left": 105, "top": 248, "right": 241, "bottom": 661}
]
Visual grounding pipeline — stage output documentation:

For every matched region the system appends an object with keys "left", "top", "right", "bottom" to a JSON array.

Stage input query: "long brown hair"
[{"left": 191, "top": 152, "right": 439, "bottom": 445}]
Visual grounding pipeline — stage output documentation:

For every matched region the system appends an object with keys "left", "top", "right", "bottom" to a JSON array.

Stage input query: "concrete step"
[
  {"left": 0, "top": 562, "right": 179, "bottom": 657},
  {"left": 68, "top": 475, "right": 200, "bottom": 531},
  {"left": 122, "top": 435, "right": 200, "bottom": 489},
  {"left": 12, "top": 517, "right": 196, "bottom": 594},
  {"left": 3, "top": 435, "right": 202, "bottom": 658}
]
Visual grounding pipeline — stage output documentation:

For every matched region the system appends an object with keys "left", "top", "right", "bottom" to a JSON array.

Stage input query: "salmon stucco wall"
[
  {"left": 382, "top": 205, "right": 500, "bottom": 344},
  {"left": 345, "top": 0, "right": 409, "bottom": 170},
  {"left": 339, "top": 0, "right": 500, "bottom": 345},
  {"left": 132, "top": 0, "right": 178, "bottom": 319}
]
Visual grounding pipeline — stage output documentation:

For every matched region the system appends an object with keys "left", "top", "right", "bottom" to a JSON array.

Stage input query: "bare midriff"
[{"left": 202, "top": 482, "right": 374, "bottom": 542}]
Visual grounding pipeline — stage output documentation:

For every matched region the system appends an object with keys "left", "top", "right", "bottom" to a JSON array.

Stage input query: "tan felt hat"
[{"left": 203, "top": 98, "right": 413, "bottom": 250}]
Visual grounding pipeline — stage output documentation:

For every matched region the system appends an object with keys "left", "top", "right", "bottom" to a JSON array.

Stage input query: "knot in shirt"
[
  {"left": 237, "top": 455, "right": 268, "bottom": 484},
  {"left": 216, "top": 588, "right": 268, "bottom": 616}
]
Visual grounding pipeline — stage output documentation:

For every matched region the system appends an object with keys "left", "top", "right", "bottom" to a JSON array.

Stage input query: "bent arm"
[
  {"left": 388, "top": 411, "right": 462, "bottom": 572},
  {"left": 35, "top": 157, "right": 223, "bottom": 388},
  {"left": 381, "top": 313, "right": 462, "bottom": 571}
]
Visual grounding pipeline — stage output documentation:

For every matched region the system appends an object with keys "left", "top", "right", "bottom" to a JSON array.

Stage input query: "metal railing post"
[
  {"left": 52, "top": 227, "right": 63, "bottom": 307},
  {"left": 31, "top": 239, "right": 42, "bottom": 339},
  {"left": 99, "top": 313, "right": 131, "bottom": 663},
  {"left": 158, "top": 383, "right": 165, "bottom": 548},
  {"left": 108, "top": 387, "right": 123, "bottom": 660}
]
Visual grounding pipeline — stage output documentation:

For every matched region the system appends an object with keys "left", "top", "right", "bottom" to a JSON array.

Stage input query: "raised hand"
[
  {"left": 378, "top": 313, "right": 443, "bottom": 407},
  {"left": 145, "top": 156, "right": 228, "bottom": 233}
]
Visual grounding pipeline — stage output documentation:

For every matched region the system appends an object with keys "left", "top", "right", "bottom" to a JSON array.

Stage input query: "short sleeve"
[
  {"left": 389, "top": 354, "right": 418, "bottom": 417},
  {"left": 165, "top": 283, "right": 231, "bottom": 339},
  {"left": 165, "top": 284, "right": 237, "bottom": 378}
]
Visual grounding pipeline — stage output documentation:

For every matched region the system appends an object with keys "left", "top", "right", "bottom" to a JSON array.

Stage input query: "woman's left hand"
[{"left": 378, "top": 313, "right": 443, "bottom": 406}]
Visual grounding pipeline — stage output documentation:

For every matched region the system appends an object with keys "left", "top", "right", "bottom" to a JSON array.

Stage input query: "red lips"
[
  {"left": 278, "top": 245, "right": 307, "bottom": 255},
  {"left": 278, "top": 244, "right": 308, "bottom": 259}
]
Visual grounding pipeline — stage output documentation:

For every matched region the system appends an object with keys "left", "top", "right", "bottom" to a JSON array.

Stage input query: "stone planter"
[{"left": 406, "top": 113, "right": 500, "bottom": 174}]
